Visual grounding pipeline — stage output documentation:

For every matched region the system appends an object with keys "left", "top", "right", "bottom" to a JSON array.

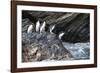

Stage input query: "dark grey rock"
[{"left": 22, "top": 11, "right": 89, "bottom": 43}]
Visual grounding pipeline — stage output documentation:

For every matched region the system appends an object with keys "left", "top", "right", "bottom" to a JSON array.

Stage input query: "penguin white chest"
[
  {"left": 58, "top": 32, "right": 64, "bottom": 40},
  {"left": 36, "top": 21, "right": 41, "bottom": 32},
  {"left": 40, "top": 21, "right": 46, "bottom": 33},
  {"left": 27, "top": 25, "right": 33, "bottom": 33}
]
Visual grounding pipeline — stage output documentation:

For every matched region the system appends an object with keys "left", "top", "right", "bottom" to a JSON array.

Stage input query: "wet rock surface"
[{"left": 62, "top": 42, "right": 90, "bottom": 60}]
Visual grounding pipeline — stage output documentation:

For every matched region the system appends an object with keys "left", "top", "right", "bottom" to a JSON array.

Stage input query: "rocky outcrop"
[
  {"left": 22, "top": 11, "right": 90, "bottom": 43},
  {"left": 22, "top": 32, "right": 73, "bottom": 62},
  {"left": 22, "top": 10, "right": 90, "bottom": 62}
]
